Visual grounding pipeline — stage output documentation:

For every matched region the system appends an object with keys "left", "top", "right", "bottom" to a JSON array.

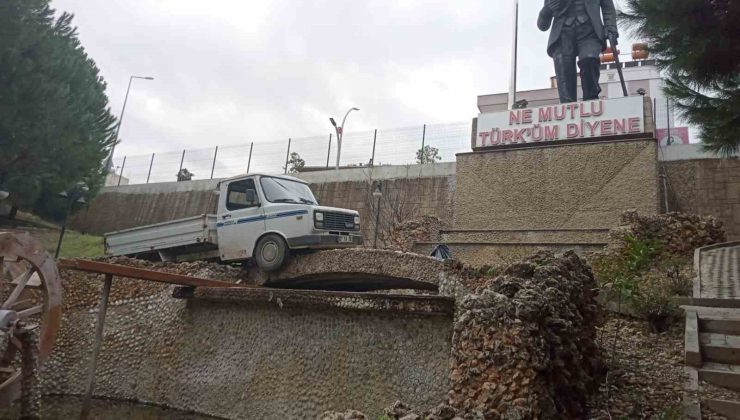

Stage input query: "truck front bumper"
[{"left": 288, "top": 234, "right": 363, "bottom": 248}]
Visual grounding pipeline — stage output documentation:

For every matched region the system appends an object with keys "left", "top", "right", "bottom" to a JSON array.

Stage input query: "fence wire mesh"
[{"left": 112, "top": 121, "right": 473, "bottom": 185}]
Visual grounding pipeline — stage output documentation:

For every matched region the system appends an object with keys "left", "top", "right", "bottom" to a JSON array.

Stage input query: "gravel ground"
[
  {"left": 588, "top": 313, "right": 740, "bottom": 420},
  {"left": 588, "top": 314, "right": 686, "bottom": 419}
]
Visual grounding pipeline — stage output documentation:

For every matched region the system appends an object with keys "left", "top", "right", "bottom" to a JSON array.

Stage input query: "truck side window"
[{"left": 226, "top": 179, "right": 259, "bottom": 211}]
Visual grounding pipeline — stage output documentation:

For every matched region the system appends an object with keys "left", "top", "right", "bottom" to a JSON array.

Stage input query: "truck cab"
[{"left": 216, "top": 173, "right": 362, "bottom": 270}]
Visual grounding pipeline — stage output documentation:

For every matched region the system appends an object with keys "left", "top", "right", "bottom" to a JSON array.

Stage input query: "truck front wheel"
[{"left": 254, "top": 234, "right": 289, "bottom": 272}]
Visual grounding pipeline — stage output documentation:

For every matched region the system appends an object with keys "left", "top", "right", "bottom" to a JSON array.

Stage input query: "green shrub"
[
  {"left": 591, "top": 234, "right": 692, "bottom": 331},
  {"left": 630, "top": 271, "right": 681, "bottom": 332}
]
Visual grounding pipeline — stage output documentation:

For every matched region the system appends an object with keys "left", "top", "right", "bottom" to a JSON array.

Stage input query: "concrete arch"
[{"left": 250, "top": 249, "right": 469, "bottom": 294}]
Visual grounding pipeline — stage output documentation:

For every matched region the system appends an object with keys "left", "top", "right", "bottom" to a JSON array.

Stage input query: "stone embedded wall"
[
  {"left": 662, "top": 158, "right": 740, "bottom": 241},
  {"left": 41, "top": 285, "right": 453, "bottom": 419},
  {"left": 454, "top": 139, "right": 660, "bottom": 231}
]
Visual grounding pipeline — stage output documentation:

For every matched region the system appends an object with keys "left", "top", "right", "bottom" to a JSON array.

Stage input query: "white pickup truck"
[{"left": 104, "top": 173, "right": 363, "bottom": 271}]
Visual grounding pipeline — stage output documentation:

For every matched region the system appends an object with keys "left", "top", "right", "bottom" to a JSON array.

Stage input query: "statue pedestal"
[{"left": 445, "top": 96, "right": 659, "bottom": 266}]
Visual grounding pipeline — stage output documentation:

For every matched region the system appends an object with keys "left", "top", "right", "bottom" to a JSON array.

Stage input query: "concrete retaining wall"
[
  {"left": 454, "top": 139, "right": 660, "bottom": 230},
  {"left": 69, "top": 164, "right": 456, "bottom": 243},
  {"left": 663, "top": 158, "right": 740, "bottom": 241},
  {"left": 41, "top": 286, "right": 453, "bottom": 419}
]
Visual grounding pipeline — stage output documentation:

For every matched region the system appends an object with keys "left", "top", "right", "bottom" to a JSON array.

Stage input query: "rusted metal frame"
[
  {"left": 58, "top": 259, "right": 251, "bottom": 288},
  {"left": 80, "top": 273, "right": 112, "bottom": 419}
]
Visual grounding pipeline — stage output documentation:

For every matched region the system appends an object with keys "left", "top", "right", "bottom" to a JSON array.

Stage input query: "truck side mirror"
[{"left": 246, "top": 190, "right": 258, "bottom": 205}]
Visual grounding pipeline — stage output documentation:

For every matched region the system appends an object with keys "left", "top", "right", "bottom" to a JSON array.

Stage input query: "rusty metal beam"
[{"left": 58, "top": 259, "right": 252, "bottom": 289}]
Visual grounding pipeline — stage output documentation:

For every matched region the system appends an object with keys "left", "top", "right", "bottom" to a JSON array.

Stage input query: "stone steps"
[
  {"left": 700, "top": 332, "right": 740, "bottom": 365},
  {"left": 699, "top": 362, "right": 740, "bottom": 392},
  {"left": 704, "top": 399, "right": 740, "bottom": 420},
  {"left": 683, "top": 306, "right": 740, "bottom": 418},
  {"left": 699, "top": 312, "right": 740, "bottom": 335},
  {"left": 683, "top": 243, "right": 740, "bottom": 418}
]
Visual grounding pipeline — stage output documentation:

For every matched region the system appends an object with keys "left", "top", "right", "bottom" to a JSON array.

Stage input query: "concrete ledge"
[
  {"left": 413, "top": 242, "right": 606, "bottom": 267},
  {"left": 297, "top": 162, "right": 456, "bottom": 184},
  {"left": 174, "top": 286, "right": 455, "bottom": 316},
  {"left": 685, "top": 310, "right": 702, "bottom": 367},
  {"left": 440, "top": 228, "right": 610, "bottom": 244}
]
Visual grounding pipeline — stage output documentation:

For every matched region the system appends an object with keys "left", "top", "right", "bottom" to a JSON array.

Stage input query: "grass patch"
[
  {"left": 40, "top": 229, "right": 104, "bottom": 259},
  {"left": 1, "top": 212, "right": 104, "bottom": 259}
]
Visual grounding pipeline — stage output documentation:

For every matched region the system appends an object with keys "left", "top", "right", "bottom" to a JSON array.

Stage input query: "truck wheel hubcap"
[{"left": 262, "top": 242, "right": 278, "bottom": 262}]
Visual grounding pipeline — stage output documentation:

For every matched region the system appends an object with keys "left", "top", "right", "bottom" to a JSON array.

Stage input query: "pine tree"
[
  {"left": 0, "top": 0, "right": 117, "bottom": 214},
  {"left": 620, "top": 0, "right": 740, "bottom": 157}
]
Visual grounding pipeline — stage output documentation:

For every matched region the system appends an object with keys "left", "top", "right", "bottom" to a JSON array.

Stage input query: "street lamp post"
[
  {"left": 372, "top": 181, "right": 382, "bottom": 249},
  {"left": 329, "top": 107, "right": 359, "bottom": 170},
  {"left": 54, "top": 183, "right": 89, "bottom": 259},
  {"left": 106, "top": 75, "right": 155, "bottom": 171}
]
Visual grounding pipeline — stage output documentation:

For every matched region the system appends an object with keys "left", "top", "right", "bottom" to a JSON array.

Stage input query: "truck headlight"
[
  {"left": 315, "top": 211, "right": 324, "bottom": 229},
  {"left": 354, "top": 215, "right": 360, "bottom": 229},
  {"left": 315, "top": 212, "right": 324, "bottom": 221}
]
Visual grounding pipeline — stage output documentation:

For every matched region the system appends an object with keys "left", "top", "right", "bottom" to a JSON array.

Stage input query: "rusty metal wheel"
[{"left": 0, "top": 231, "right": 62, "bottom": 405}]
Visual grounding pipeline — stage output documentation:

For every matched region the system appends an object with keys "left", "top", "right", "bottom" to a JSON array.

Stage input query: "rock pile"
[
  {"left": 614, "top": 210, "right": 725, "bottom": 256},
  {"left": 385, "top": 216, "right": 445, "bottom": 252},
  {"left": 321, "top": 251, "right": 603, "bottom": 419},
  {"left": 448, "top": 251, "right": 603, "bottom": 419}
]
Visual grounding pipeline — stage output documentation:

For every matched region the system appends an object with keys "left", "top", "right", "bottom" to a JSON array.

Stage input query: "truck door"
[{"left": 216, "top": 178, "right": 265, "bottom": 261}]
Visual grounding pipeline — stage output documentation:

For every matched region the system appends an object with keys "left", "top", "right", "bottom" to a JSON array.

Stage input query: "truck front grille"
[{"left": 323, "top": 212, "right": 357, "bottom": 231}]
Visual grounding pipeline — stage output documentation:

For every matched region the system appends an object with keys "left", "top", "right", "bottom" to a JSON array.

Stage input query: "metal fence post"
[
  {"left": 371, "top": 129, "right": 377, "bottom": 166},
  {"left": 284, "top": 138, "right": 292, "bottom": 174},
  {"left": 177, "top": 149, "right": 185, "bottom": 179},
  {"left": 666, "top": 98, "right": 671, "bottom": 143},
  {"left": 146, "top": 153, "right": 155, "bottom": 184},
  {"left": 247, "top": 142, "right": 253, "bottom": 173},
  {"left": 210, "top": 146, "right": 218, "bottom": 179},
  {"left": 326, "top": 134, "right": 332, "bottom": 168},
  {"left": 117, "top": 156, "right": 126, "bottom": 187},
  {"left": 420, "top": 124, "right": 427, "bottom": 163}
]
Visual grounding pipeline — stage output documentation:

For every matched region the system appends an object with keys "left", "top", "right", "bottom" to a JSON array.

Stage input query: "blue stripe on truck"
[{"left": 216, "top": 209, "right": 309, "bottom": 228}]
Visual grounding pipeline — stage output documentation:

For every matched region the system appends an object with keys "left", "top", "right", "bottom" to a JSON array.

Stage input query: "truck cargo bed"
[{"left": 105, "top": 214, "right": 218, "bottom": 257}]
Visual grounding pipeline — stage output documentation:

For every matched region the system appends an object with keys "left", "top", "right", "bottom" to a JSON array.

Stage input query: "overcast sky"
[{"left": 52, "top": 0, "right": 635, "bottom": 165}]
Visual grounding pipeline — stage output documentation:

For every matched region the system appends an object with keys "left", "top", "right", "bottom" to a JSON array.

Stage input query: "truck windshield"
[{"left": 260, "top": 176, "right": 317, "bottom": 205}]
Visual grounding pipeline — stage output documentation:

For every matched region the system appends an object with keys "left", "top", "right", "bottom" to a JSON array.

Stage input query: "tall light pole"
[
  {"left": 106, "top": 75, "right": 155, "bottom": 171},
  {"left": 329, "top": 107, "right": 359, "bottom": 170}
]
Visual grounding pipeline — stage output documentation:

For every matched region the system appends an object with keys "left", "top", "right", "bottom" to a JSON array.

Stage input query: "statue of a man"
[{"left": 537, "top": 0, "right": 619, "bottom": 103}]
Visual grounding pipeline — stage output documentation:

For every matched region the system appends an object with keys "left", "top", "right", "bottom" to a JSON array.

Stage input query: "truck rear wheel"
[{"left": 254, "top": 234, "right": 289, "bottom": 272}]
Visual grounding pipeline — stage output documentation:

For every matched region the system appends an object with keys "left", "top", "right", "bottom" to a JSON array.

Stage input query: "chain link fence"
[{"left": 110, "top": 121, "right": 473, "bottom": 185}]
